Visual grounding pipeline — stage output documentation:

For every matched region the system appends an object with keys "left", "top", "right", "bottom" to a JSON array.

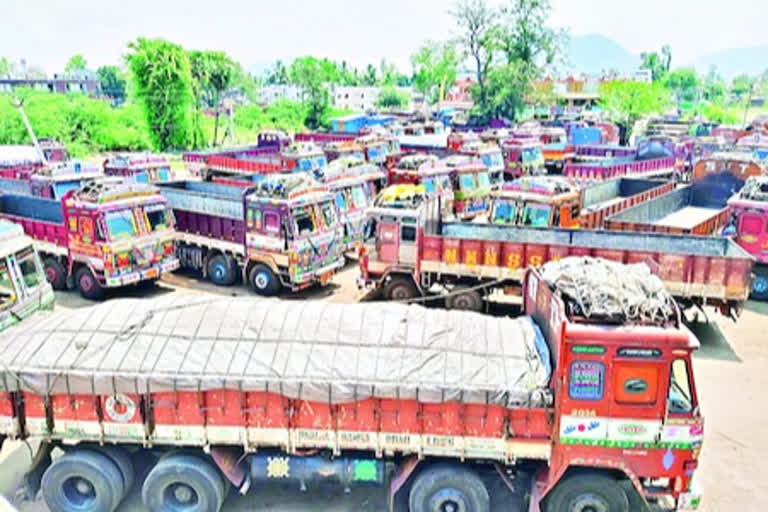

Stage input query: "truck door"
[
  {"left": 736, "top": 212, "right": 765, "bottom": 256},
  {"left": 398, "top": 217, "right": 418, "bottom": 264},
  {"left": 377, "top": 218, "right": 399, "bottom": 263}
]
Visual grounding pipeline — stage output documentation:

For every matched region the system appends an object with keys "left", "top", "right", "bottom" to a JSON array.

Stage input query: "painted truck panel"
[{"left": 564, "top": 157, "right": 676, "bottom": 181}]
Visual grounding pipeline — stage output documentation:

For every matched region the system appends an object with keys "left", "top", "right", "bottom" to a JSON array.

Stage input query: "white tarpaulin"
[{"left": 0, "top": 295, "right": 552, "bottom": 407}]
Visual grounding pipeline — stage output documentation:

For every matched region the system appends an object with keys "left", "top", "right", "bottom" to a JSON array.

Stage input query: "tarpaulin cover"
[{"left": 0, "top": 295, "right": 551, "bottom": 407}]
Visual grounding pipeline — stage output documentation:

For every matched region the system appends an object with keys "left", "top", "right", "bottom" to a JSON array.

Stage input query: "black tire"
[
  {"left": 544, "top": 472, "right": 629, "bottom": 512},
  {"left": 206, "top": 254, "right": 237, "bottom": 287},
  {"left": 751, "top": 265, "right": 768, "bottom": 301},
  {"left": 248, "top": 264, "right": 281, "bottom": 296},
  {"left": 43, "top": 258, "right": 67, "bottom": 290},
  {"left": 619, "top": 480, "right": 649, "bottom": 512},
  {"left": 42, "top": 449, "right": 124, "bottom": 512},
  {"left": 142, "top": 454, "right": 226, "bottom": 512},
  {"left": 409, "top": 464, "right": 490, "bottom": 512},
  {"left": 75, "top": 267, "right": 104, "bottom": 301},
  {"left": 446, "top": 286, "right": 483, "bottom": 311},
  {"left": 96, "top": 445, "right": 135, "bottom": 496},
  {"left": 383, "top": 277, "right": 418, "bottom": 301}
]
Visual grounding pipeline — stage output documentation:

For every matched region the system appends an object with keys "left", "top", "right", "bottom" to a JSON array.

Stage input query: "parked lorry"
[
  {"left": 158, "top": 174, "right": 345, "bottom": 295},
  {"left": 0, "top": 220, "right": 55, "bottom": 331},
  {"left": 0, "top": 258, "right": 704, "bottom": 512},
  {"left": 0, "top": 181, "right": 179, "bottom": 299},
  {"left": 726, "top": 176, "right": 768, "bottom": 299},
  {"left": 402, "top": 138, "right": 505, "bottom": 185},
  {"left": 103, "top": 153, "right": 174, "bottom": 184},
  {"left": 607, "top": 153, "right": 763, "bottom": 236},
  {"left": 501, "top": 138, "right": 546, "bottom": 179},
  {"left": 563, "top": 156, "right": 676, "bottom": 182},
  {"left": 359, "top": 186, "right": 752, "bottom": 316},
  {"left": 0, "top": 162, "right": 104, "bottom": 200},
  {"left": 489, "top": 177, "right": 675, "bottom": 229},
  {"left": 574, "top": 145, "right": 637, "bottom": 161}
]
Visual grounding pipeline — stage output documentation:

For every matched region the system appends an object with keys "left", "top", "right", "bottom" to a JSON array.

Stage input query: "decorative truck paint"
[
  {"left": 0, "top": 182, "right": 179, "bottom": 299},
  {"left": 360, "top": 187, "right": 753, "bottom": 318},
  {"left": 0, "top": 264, "right": 705, "bottom": 512},
  {"left": 0, "top": 220, "right": 54, "bottom": 332},
  {"left": 158, "top": 178, "right": 345, "bottom": 295},
  {"left": 564, "top": 156, "right": 677, "bottom": 182},
  {"left": 103, "top": 153, "right": 174, "bottom": 184}
]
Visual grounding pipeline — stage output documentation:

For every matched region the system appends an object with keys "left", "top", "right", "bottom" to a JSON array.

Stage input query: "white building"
[
  {"left": 259, "top": 85, "right": 304, "bottom": 105},
  {"left": 331, "top": 86, "right": 415, "bottom": 112}
]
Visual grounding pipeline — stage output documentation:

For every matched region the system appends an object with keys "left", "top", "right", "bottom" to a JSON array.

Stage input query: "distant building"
[
  {"left": 331, "top": 86, "right": 414, "bottom": 112},
  {"left": 259, "top": 85, "right": 304, "bottom": 105},
  {"left": 0, "top": 70, "right": 101, "bottom": 97}
]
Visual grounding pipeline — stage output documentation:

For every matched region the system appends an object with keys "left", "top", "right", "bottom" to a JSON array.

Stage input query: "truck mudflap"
[
  {"left": 675, "top": 477, "right": 702, "bottom": 511},
  {"left": 104, "top": 258, "right": 180, "bottom": 287}
]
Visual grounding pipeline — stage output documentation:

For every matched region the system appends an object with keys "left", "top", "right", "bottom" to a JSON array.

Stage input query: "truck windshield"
[
  {"left": 335, "top": 191, "right": 348, "bottom": 213},
  {"left": 0, "top": 262, "right": 15, "bottom": 308},
  {"left": 492, "top": 200, "right": 517, "bottom": 224},
  {"left": 16, "top": 248, "right": 43, "bottom": 289},
  {"left": 477, "top": 172, "right": 491, "bottom": 188},
  {"left": 350, "top": 185, "right": 368, "bottom": 210},
  {"left": 459, "top": 173, "right": 477, "bottom": 191},
  {"left": 320, "top": 201, "right": 337, "bottom": 228},
  {"left": 422, "top": 178, "right": 436, "bottom": 194},
  {"left": 522, "top": 204, "right": 552, "bottom": 227},
  {"left": 437, "top": 175, "right": 452, "bottom": 192},
  {"left": 522, "top": 148, "right": 541, "bottom": 163},
  {"left": 144, "top": 204, "right": 170, "bottom": 231},
  {"left": 105, "top": 210, "right": 138, "bottom": 240}
]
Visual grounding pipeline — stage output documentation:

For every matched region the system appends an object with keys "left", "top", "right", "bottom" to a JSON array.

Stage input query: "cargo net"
[
  {"left": 738, "top": 176, "right": 768, "bottom": 202},
  {"left": 540, "top": 256, "right": 678, "bottom": 325}
]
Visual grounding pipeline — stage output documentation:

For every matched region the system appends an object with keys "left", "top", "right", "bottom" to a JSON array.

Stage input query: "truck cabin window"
[
  {"left": 522, "top": 204, "right": 552, "bottom": 227},
  {"left": 492, "top": 201, "right": 517, "bottom": 225},
  {"left": 669, "top": 359, "right": 694, "bottom": 414},
  {"left": 437, "top": 175, "right": 452, "bottom": 192},
  {"left": 477, "top": 172, "right": 491, "bottom": 188},
  {"left": 459, "top": 173, "right": 477, "bottom": 191},
  {"left": 350, "top": 185, "right": 367, "bottom": 209},
  {"left": 0, "top": 262, "right": 15, "bottom": 308},
  {"left": 17, "top": 248, "right": 42, "bottom": 288},
  {"left": 105, "top": 210, "right": 138, "bottom": 240},
  {"left": 293, "top": 208, "right": 317, "bottom": 236},
  {"left": 320, "top": 202, "right": 337, "bottom": 227},
  {"left": 422, "top": 178, "right": 436, "bottom": 194},
  {"left": 145, "top": 204, "right": 169, "bottom": 231},
  {"left": 335, "top": 191, "right": 348, "bottom": 213}
]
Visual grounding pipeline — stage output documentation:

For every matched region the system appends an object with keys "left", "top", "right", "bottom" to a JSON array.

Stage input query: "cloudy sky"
[{"left": 1, "top": 0, "right": 765, "bottom": 73}]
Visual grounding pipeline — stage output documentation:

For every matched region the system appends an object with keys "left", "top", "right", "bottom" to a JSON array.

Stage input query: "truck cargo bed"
[
  {"left": 579, "top": 178, "right": 675, "bottom": 228},
  {"left": 605, "top": 182, "right": 730, "bottom": 235},
  {"left": 425, "top": 224, "right": 752, "bottom": 303}
]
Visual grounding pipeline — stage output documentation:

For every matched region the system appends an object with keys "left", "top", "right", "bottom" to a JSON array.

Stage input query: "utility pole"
[
  {"left": 743, "top": 84, "right": 755, "bottom": 127},
  {"left": 11, "top": 93, "right": 47, "bottom": 164}
]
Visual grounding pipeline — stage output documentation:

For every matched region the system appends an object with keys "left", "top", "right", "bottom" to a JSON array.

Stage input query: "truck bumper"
[
  {"left": 104, "top": 258, "right": 180, "bottom": 287},
  {"left": 675, "top": 479, "right": 702, "bottom": 511}
]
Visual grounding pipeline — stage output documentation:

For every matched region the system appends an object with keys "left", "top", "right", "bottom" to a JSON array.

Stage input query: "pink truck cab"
[
  {"left": 726, "top": 176, "right": 768, "bottom": 299},
  {"left": 103, "top": 153, "right": 174, "bottom": 184},
  {"left": 0, "top": 181, "right": 179, "bottom": 299}
]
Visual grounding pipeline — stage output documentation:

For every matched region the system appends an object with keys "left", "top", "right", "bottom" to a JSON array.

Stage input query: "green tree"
[
  {"left": 663, "top": 68, "right": 699, "bottom": 103},
  {"left": 452, "top": 0, "right": 496, "bottom": 113},
  {"left": 126, "top": 38, "right": 196, "bottom": 150},
  {"left": 289, "top": 56, "right": 336, "bottom": 129},
  {"left": 97, "top": 65, "right": 127, "bottom": 103},
  {"left": 377, "top": 86, "right": 410, "bottom": 110},
  {"left": 266, "top": 60, "right": 290, "bottom": 84},
  {"left": 65, "top": 55, "right": 88, "bottom": 74},
  {"left": 411, "top": 41, "right": 460, "bottom": 104},
  {"left": 702, "top": 66, "right": 726, "bottom": 102},
  {"left": 640, "top": 47, "right": 671, "bottom": 82},
  {"left": 363, "top": 64, "right": 378, "bottom": 86},
  {"left": 731, "top": 74, "right": 756, "bottom": 101},
  {"left": 498, "top": 0, "right": 558, "bottom": 66},
  {"left": 599, "top": 81, "right": 670, "bottom": 133},
  {"left": 0, "top": 57, "right": 12, "bottom": 77}
]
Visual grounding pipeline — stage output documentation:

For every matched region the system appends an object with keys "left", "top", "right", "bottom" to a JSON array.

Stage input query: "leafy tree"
[
  {"left": 640, "top": 47, "right": 671, "bottom": 82},
  {"left": 188, "top": 50, "right": 235, "bottom": 145},
  {"left": 363, "top": 64, "right": 378, "bottom": 86},
  {"left": 731, "top": 74, "right": 756, "bottom": 100},
  {"left": 411, "top": 41, "right": 460, "bottom": 104},
  {"left": 266, "top": 60, "right": 290, "bottom": 84},
  {"left": 664, "top": 68, "right": 699, "bottom": 103},
  {"left": 498, "top": 0, "right": 558, "bottom": 66},
  {"left": 288, "top": 56, "right": 336, "bottom": 129},
  {"left": 126, "top": 38, "right": 197, "bottom": 150},
  {"left": 599, "top": 81, "right": 670, "bottom": 134},
  {"left": 377, "top": 86, "right": 410, "bottom": 110},
  {"left": 65, "top": 55, "right": 88, "bottom": 74},
  {"left": 702, "top": 66, "right": 726, "bottom": 102},
  {"left": 0, "top": 57, "right": 12, "bottom": 77},
  {"left": 97, "top": 65, "right": 127, "bottom": 103},
  {"left": 452, "top": 0, "right": 496, "bottom": 112}
]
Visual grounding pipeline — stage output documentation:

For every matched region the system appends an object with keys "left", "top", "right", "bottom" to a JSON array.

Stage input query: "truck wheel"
[
  {"left": 249, "top": 264, "right": 282, "bottom": 296},
  {"left": 409, "top": 464, "right": 490, "bottom": 512},
  {"left": 42, "top": 449, "right": 124, "bottom": 512},
  {"left": 383, "top": 277, "right": 418, "bottom": 301},
  {"left": 446, "top": 286, "right": 483, "bottom": 311},
  {"left": 142, "top": 454, "right": 226, "bottom": 512},
  {"left": 206, "top": 254, "right": 237, "bottom": 287},
  {"left": 75, "top": 267, "right": 104, "bottom": 301},
  {"left": 96, "top": 445, "right": 135, "bottom": 496},
  {"left": 544, "top": 473, "right": 629, "bottom": 512},
  {"left": 44, "top": 258, "right": 67, "bottom": 290},
  {"left": 751, "top": 266, "right": 768, "bottom": 301}
]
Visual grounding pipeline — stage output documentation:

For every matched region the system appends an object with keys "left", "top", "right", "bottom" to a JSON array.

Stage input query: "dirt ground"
[{"left": 5, "top": 262, "right": 768, "bottom": 511}]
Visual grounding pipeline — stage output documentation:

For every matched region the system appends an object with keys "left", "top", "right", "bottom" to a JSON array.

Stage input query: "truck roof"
[
  {"left": 0, "top": 295, "right": 552, "bottom": 407},
  {"left": 68, "top": 181, "right": 164, "bottom": 205},
  {"left": 0, "top": 220, "right": 35, "bottom": 256}
]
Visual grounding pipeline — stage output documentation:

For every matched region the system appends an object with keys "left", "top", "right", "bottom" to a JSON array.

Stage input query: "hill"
[{"left": 564, "top": 34, "right": 638, "bottom": 75}]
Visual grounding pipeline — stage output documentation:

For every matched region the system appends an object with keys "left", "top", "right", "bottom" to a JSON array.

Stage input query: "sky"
[{"left": 1, "top": 0, "right": 766, "bottom": 74}]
